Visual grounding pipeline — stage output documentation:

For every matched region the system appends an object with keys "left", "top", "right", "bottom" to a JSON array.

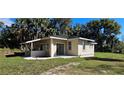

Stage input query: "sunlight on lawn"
[{"left": 0, "top": 51, "right": 124, "bottom": 75}]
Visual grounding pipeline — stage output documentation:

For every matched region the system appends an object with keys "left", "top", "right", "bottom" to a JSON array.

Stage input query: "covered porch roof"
[{"left": 21, "top": 36, "right": 67, "bottom": 44}]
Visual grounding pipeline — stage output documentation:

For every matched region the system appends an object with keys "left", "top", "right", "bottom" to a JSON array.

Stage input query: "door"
[{"left": 56, "top": 44, "right": 64, "bottom": 55}]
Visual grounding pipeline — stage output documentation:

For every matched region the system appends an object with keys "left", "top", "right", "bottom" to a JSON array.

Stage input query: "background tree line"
[{"left": 0, "top": 18, "right": 124, "bottom": 53}]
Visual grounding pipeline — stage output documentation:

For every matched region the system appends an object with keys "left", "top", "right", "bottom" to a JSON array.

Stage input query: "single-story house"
[{"left": 21, "top": 36, "right": 97, "bottom": 58}]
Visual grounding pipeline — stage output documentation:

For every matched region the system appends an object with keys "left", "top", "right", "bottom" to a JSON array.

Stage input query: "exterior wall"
[
  {"left": 50, "top": 39, "right": 67, "bottom": 57},
  {"left": 31, "top": 39, "right": 67, "bottom": 57},
  {"left": 50, "top": 38, "right": 95, "bottom": 57},
  {"left": 25, "top": 37, "right": 95, "bottom": 57},
  {"left": 78, "top": 39, "right": 94, "bottom": 57},
  {"left": 31, "top": 51, "right": 46, "bottom": 57},
  {"left": 67, "top": 39, "right": 78, "bottom": 56}
]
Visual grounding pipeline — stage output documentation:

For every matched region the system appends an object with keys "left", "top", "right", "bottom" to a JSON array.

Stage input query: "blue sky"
[
  {"left": 0, "top": 18, "right": 15, "bottom": 26},
  {"left": 0, "top": 18, "right": 123, "bottom": 40}
]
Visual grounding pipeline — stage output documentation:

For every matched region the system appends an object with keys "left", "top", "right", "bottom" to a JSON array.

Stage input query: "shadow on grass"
[
  {"left": 85, "top": 57, "right": 124, "bottom": 62},
  {"left": 5, "top": 52, "right": 25, "bottom": 57}
]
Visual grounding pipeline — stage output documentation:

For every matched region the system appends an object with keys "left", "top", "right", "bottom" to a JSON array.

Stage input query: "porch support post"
[
  {"left": 50, "top": 39, "right": 54, "bottom": 57},
  {"left": 25, "top": 44, "right": 28, "bottom": 51},
  {"left": 31, "top": 42, "right": 33, "bottom": 51}
]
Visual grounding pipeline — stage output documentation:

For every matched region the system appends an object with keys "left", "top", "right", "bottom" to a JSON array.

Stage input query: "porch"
[{"left": 21, "top": 36, "right": 68, "bottom": 57}]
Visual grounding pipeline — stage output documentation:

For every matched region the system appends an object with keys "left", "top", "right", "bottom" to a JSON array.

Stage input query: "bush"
[{"left": 121, "top": 49, "right": 124, "bottom": 54}]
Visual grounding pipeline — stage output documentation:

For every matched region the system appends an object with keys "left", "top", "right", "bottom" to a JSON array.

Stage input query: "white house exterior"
[{"left": 21, "top": 36, "right": 97, "bottom": 57}]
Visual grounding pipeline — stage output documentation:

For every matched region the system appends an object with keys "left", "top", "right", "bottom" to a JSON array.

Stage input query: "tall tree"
[
  {"left": 85, "top": 18, "right": 121, "bottom": 52},
  {"left": 0, "top": 21, "right": 4, "bottom": 28},
  {"left": 0, "top": 22, "right": 4, "bottom": 47},
  {"left": 11, "top": 18, "right": 51, "bottom": 43},
  {"left": 0, "top": 21, "right": 4, "bottom": 36},
  {"left": 49, "top": 18, "right": 72, "bottom": 37},
  {"left": 2, "top": 18, "right": 72, "bottom": 48},
  {"left": 0, "top": 18, "right": 121, "bottom": 52}
]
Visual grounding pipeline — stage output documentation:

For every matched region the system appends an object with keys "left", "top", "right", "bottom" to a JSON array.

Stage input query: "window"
[
  {"left": 40, "top": 44, "right": 43, "bottom": 50},
  {"left": 44, "top": 44, "right": 49, "bottom": 50},
  {"left": 68, "top": 42, "right": 72, "bottom": 50},
  {"left": 40, "top": 44, "right": 48, "bottom": 50}
]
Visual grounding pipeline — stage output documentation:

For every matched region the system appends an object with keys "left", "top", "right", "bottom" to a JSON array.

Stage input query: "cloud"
[{"left": 0, "top": 18, "right": 15, "bottom": 26}]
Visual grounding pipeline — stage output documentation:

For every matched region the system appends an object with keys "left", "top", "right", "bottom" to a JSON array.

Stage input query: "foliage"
[
  {"left": 0, "top": 18, "right": 72, "bottom": 48},
  {"left": 113, "top": 41, "right": 124, "bottom": 53},
  {"left": 84, "top": 19, "right": 121, "bottom": 52},
  {"left": 68, "top": 19, "right": 121, "bottom": 52},
  {"left": 0, "top": 18, "right": 123, "bottom": 53}
]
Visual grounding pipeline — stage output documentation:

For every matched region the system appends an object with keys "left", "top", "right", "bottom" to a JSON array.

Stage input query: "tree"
[
  {"left": 49, "top": 18, "right": 72, "bottom": 37},
  {"left": 0, "top": 18, "right": 72, "bottom": 48},
  {"left": 0, "top": 21, "right": 4, "bottom": 28},
  {"left": 0, "top": 18, "right": 121, "bottom": 51},
  {"left": 72, "top": 24, "right": 82, "bottom": 37},
  {"left": 85, "top": 18, "right": 121, "bottom": 52},
  {"left": 12, "top": 18, "right": 72, "bottom": 42},
  {"left": 113, "top": 40, "right": 124, "bottom": 53},
  {"left": 0, "top": 22, "right": 7, "bottom": 48},
  {"left": 0, "top": 21, "right": 4, "bottom": 36},
  {"left": 10, "top": 18, "right": 51, "bottom": 43}
]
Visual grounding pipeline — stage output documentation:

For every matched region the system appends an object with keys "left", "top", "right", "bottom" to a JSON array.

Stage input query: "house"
[{"left": 21, "top": 36, "right": 97, "bottom": 58}]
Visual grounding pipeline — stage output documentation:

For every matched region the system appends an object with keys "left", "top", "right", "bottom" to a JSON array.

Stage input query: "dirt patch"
[
  {"left": 41, "top": 62, "right": 80, "bottom": 75},
  {"left": 41, "top": 62, "right": 113, "bottom": 75}
]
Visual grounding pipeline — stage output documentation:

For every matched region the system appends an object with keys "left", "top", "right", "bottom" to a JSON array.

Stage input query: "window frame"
[{"left": 68, "top": 41, "right": 72, "bottom": 50}]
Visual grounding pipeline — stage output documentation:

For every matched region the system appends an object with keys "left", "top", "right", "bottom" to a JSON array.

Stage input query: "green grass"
[
  {"left": 70, "top": 52, "right": 124, "bottom": 75},
  {"left": 0, "top": 56, "right": 83, "bottom": 75},
  {"left": 95, "top": 52, "right": 124, "bottom": 59},
  {"left": 0, "top": 48, "right": 124, "bottom": 75}
]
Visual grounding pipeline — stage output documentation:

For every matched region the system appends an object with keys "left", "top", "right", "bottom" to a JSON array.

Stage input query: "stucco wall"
[
  {"left": 29, "top": 38, "right": 95, "bottom": 57},
  {"left": 32, "top": 39, "right": 67, "bottom": 57},
  {"left": 50, "top": 39, "right": 67, "bottom": 57},
  {"left": 67, "top": 39, "right": 78, "bottom": 56},
  {"left": 78, "top": 39, "right": 94, "bottom": 56}
]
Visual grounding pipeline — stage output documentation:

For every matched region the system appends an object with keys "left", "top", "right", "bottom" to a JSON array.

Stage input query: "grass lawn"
[{"left": 0, "top": 49, "right": 124, "bottom": 75}]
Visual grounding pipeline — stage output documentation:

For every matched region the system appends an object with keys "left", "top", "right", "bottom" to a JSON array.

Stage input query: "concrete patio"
[{"left": 24, "top": 55, "right": 78, "bottom": 60}]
